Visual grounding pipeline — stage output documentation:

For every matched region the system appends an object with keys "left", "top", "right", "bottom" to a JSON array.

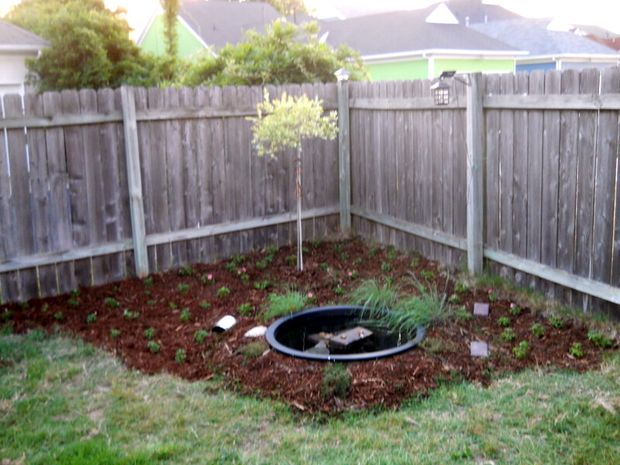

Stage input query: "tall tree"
[
  {"left": 161, "top": 0, "right": 180, "bottom": 59},
  {"left": 183, "top": 20, "right": 367, "bottom": 86},
  {"left": 7, "top": 0, "right": 161, "bottom": 90}
]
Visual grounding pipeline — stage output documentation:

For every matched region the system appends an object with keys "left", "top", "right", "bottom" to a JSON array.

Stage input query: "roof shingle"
[{"left": 0, "top": 20, "right": 48, "bottom": 49}]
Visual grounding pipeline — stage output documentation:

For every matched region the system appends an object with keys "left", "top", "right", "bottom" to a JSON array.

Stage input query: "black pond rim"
[{"left": 265, "top": 305, "right": 426, "bottom": 362}]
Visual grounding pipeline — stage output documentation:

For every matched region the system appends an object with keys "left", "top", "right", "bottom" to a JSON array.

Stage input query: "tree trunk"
[{"left": 296, "top": 148, "right": 303, "bottom": 271}]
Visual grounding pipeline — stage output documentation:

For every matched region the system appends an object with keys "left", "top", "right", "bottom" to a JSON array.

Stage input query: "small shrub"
[
  {"left": 256, "top": 257, "right": 272, "bottom": 270},
  {"left": 347, "top": 270, "right": 358, "bottom": 280},
  {"left": 319, "top": 262, "right": 330, "bottom": 272},
  {"left": 67, "top": 296, "right": 80, "bottom": 307},
  {"left": 177, "top": 283, "right": 190, "bottom": 295},
  {"left": 178, "top": 265, "right": 194, "bottom": 277},
  {"left": 509, "top": 303, "right": 523, "bottom": 316},
  {"left": 175, "top": 348, "right": 186, "bottom": 364},
  {"left": 380, "top": 261, "right": 391, "bottom": 273},
  {"left": 263, "top": 291, "right": 306, "bottom": 321},
  {"left": 448, "top": 294, "right": 460, "bottom": 304},
  {"left": 500, "top": 328, "right": 516, "bottom": 342},
  {"left": 123, "top": 309, "right": 140, "bottom": 320},
  {"left": 339, "top": 251, "right": 349, "bottom": 261},
  {"left": 238, "top": 303, "right": 253, "bottom": 316},
  {"left": 512, "top": 341, "right": 530, "bottom": 360},
  {"left": 147, "top": 341, "right": 160, "bottom": 353},
  {"left": 238, "top": 272, "right": 250, "bottom": 285},
  {"left": 217, "top": 286, "right": 231, "bottom": 299},
  {"left": 169, "top": 302, "right": 178, "bottom": 310},
  {"left": 104, "top": 297, "right": 120, "bottom": 309},
  {"left": 569, "top": 342, "right": 584, "bottom": 358},
  {"left": 1, "top": 308, "right": 13, "bottom": 322},
  {"left": 237, "top": 340, "right": 268, "bottom": 359},
  {"left": 265, "top": 245, "right": 278, "bottom": 256},
  {"left": 333, "top": 285, "right": 344, "bottom": 296},
  {"left": 86, "top": 312, "right": 97, "bottom": 324},
  {"left": 587, "top": 330, "right": 614, "bottom": 349},
  {"left": 224, "top": 261, "right": 238, "bottom": 273},
  {"left": 199, "top": 300, "right": 211, "bottom": 310},
  {"left": 194, "top": 329, "right": 209, "bottom": 344},
  {"left": 143, "top": 277, "right": 154, "bottom": 287},
  {"left": 349, "top": 279, "right": 400, "bottom": 316},
  {"left": 548, "top": 316, "right": 565, "bottom": 329},
  {"left": 53, "top": 311, "right": 64, "bottom": 321},
  {"left": 368, "top": 246, "right": 378, "bottom": 257},
  {"left": 201, "top": 273, "right": 215, "bottom": 285},
  {"left": 147, "top": 299, "right": 156, "bottom": 306},
  {"left": 310, "top": 239, "right": 321, "bottom": 249},
  {"left": 497, "top": 316, "right": 511, "bottom": 328},
  {"left": 286, "top": 255, "right": 297, "bottom": 266},
  {"left": 531, "top": 323, "right": 545, "bottom": 338},
  {"left": 110, "top": 328, "right": 120, "bottom": 339},
  {"left": 322, "top": 363, "right": 351, "bottom": 399},
  {"left": 40, "top": 303, "right": 49, "bottom": 313},
  {"left": 144, "top": 327, "right": 155, "bottom": 340},
  {"left": 253, "top": 280, "right": 271, "bottom": 290},
  {"left": 180, "top": 308, "right": 191, "bottom": 322}
]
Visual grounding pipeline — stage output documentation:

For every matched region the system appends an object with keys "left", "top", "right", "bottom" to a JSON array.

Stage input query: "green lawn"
[{"left": 1, "top": 329, "right": 618, "bottom": 465}]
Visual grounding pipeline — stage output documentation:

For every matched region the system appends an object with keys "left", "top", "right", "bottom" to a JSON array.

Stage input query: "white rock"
[
  {"left": 244, "top": 325, "right": 267, "bottom": 338},
  {"left": 470, "top": 341, "right": 489, "bottom": 357}
]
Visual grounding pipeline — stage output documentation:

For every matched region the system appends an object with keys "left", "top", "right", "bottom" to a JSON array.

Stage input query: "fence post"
[
  {"left": 466, "top": 73, "right": 484, "bottom": 274},
  {"left": 337, "top": 77, "right": 351, "bottom": 234},
  {"left": 120, "top": 86, "right": 149, "bottom": 278}
]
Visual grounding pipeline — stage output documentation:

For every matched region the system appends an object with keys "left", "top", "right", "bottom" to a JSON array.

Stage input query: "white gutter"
[
  {"left": 518, "top": 53, "right": 620, "bottom": 63},
  {"left": 0, "top": 45, "right": 47, "bottom": 53},
  {"left": 362, "top": 48, "right": 529, "bottom": 62}
]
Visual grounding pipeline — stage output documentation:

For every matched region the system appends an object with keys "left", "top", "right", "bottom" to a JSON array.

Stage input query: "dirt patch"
[{"left": 3, "top": 238, "right": 615, "bottom": 413}]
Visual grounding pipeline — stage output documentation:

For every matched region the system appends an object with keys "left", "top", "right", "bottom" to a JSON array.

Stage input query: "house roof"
[
  {"left": 320, "top": 7, "right": 523, "bottom": 58},
  {"left": 179, "top": 0, "right": 280, "bottom": 50},
  {"left": 470, "top": 19, "right": 619, "bottom": 56},
  {"left": 0, "top": 20, "right": 48, "bottom": 52},
  {"left": 444, "top": 0, "right": 521, "bottom": 25}
]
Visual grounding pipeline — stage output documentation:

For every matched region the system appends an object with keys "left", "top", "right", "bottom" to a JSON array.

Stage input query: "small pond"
[{"left": 265, "top": 305, "right": 425, "bottom": 362}]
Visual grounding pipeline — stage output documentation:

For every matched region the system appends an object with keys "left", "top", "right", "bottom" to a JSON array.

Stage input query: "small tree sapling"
[{"left": 249, "top": 90, "right": 337, "bottom": 271}]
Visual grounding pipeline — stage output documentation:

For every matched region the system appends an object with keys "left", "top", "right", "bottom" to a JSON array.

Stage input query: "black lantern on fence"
[{"left": 430, "top": 71, "right": 457, "bottom": 106}]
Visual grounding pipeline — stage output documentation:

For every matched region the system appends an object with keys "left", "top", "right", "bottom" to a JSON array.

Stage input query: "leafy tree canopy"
[
  {"left": 266, "top": 0, "right": 308, "bottom": 17},
  {"left": 7, "top": 0, "right": 166, "bottom": 91},
  {"left": 183, "top": 20, "right": 367, "bottom": 86}
]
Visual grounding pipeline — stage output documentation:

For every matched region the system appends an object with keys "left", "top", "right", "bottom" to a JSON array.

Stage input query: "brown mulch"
[{"left": 1, "top": 238, "right": 613, "bottom": 413}]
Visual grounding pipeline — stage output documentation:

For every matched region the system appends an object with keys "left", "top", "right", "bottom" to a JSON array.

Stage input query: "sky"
[{"left": 1, "top": 0, "right": 619, "bottom": 35}]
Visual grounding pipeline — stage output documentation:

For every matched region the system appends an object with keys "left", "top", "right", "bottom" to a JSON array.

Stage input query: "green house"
[
  {"left": 321, "top": 3, "right": 525, "bottom": 80},
  {"left": 138, "top": 0, "right": 280, "bottom": 58}
]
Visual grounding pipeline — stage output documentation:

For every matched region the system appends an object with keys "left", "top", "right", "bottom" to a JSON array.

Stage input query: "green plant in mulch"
[
  {"left": 448, "top": 294, "right": 460, "bottom": 305},
  {"left": 53, "top": 311, "right": 64, "bottom": 321},
  {"left": 122, "top": 309, "right": 140, "bottom": 320},
  {"left": 531, "top": 323, "right": 545, "bottom": 338},
  {"left": 512, "top": 341, "right": 530, "bottom": 360},
  {"left": 548, "top": 315, "right": 565, "bottom": 329},
  {"left": 238, "top": 303, "right": 253, "bottom": 317},
  {"left": 569, "top": 342, "right": 585, "bottom": 359},
  {"left": 194, "top": 330, "right": 209, "bottom": 344},
  {"left": 169, "top": 302, "right": 178, "bottom": 310},
  {"left": 322, "top": 363, "right": 351, "bottom": 399},
  {"left": 109, "top": 328, "right": 121, "bottom": 339},
  {"left": 262, "top": 291, "right": 307, "bottom": 321},
  {"left": 237, "top": 340, "right": 268, "bottom": 359},
  {"left": 380, "top": 261, "right": 391, "bottom": 273},
  {"left": 1, "top": 308, "right": 13, "bottom": 322},
  {"left": 104, "top": 297, "right": 120, "bottom": 309},
  {"left": 454, "top": 281, "right": 469, "bottom": 294},
  {"left": 144, "top": 327, "right": 155, "bottom": 340},
  {"left": 333, "top": 285, "right": 344, "bottom": 296},
  {"left": 86, "top": 312, "right": 97, "bottom": 324},
  {"left": 143, "top": 276, "right": 154, "bottom": 288},
  {"left": 419, "top": 270, "right": 435, "bottom": 281},
  {"left": 497, "top": 317, "right": 511, "bottom": 328},
  {"left": 217, "top": 287, "right": 231, "bottom": 299},
  {"left": 253, "top": 280, "right": 271, "bottom": 291},
  {"left": 509, "top": 303, "right": 523, "bottom": 316},
  {"left": 175, "top": 349, "right": 187, "bottom": 364},
  {"left": 180, "top": 308, "right": 191, "bottom": 322},
  {"left": 147, "top": 341, "right": 160, "bottom": 353},
  {"left": 500, "top": 328, "right": 517, "bottom": 342},
  {"left": 177, "top": 283, "right": 190, "bottom": 295},
  {"left": 199, "top": 300, "right": 211, "bottom": 310},
  {"left": 587, "top": 330, "right": 614, "bottom": 349},
  {"left": 178, "top": 265, "right": 194, "bottom": 277},
  {"left": 386, "top": 245, "right": 398, "bottom": 261},
  {"left": 201, "top": 273, "right": 215, "bottom": 285}
]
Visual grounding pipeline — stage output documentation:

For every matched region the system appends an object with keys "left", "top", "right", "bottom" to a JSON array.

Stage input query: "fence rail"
[{"left": 1, "top": 70, "right": 619, "bottom": 313}]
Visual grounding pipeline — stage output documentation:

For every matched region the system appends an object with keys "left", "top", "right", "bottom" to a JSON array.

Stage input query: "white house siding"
[{"left": 0, "top": 52, "right": 36, "bottom": 96}]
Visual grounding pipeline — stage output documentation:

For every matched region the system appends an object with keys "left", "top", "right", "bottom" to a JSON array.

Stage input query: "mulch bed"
[{"left": 2, "top": 238, "right": 614, "bottom": 413}]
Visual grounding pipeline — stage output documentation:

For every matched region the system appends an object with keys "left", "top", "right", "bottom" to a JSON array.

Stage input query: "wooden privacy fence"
[
  {"left": 346, "top": 67, "right": 619, "bottom": 311},
  {"left": 1, "top": 69, "right": 619, "bottom": 312},
  {"left": 0, "top": 84, "right": 339, "bottom": 302}
]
